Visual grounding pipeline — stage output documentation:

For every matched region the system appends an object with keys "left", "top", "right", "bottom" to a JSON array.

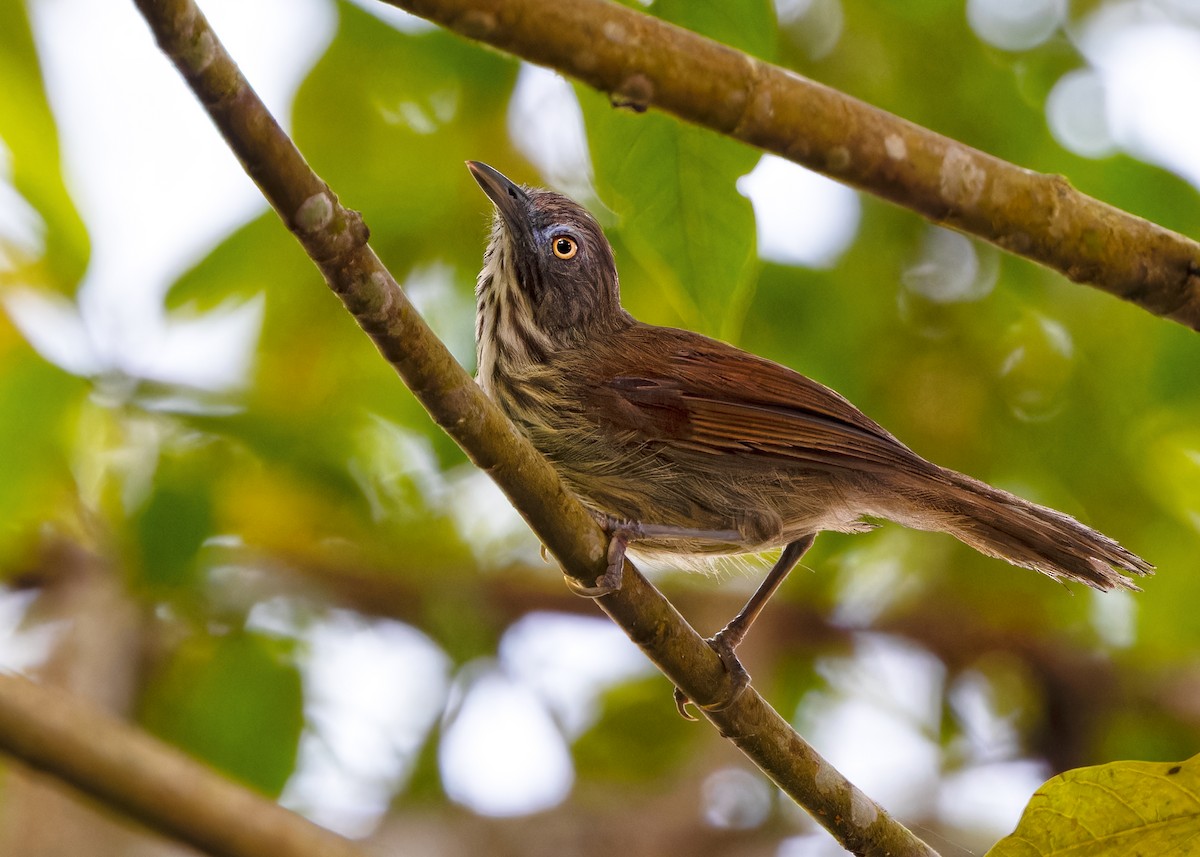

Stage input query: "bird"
[{"left": 465, "top": 160, "right": 1152, "bottom": 709}]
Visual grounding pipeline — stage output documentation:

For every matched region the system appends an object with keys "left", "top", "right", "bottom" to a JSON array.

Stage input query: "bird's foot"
[
  {"left": 563, "top": 523, "right": 629, "bottom": 598},
  {"left": 568, "top": 513, "right": 735, "bottom": 598},
  {"left": 567, "top": 513, "right": 747, "bottom": 599},
  {"left": 674, "top": 628, "right": 751, "bottom": 720}
]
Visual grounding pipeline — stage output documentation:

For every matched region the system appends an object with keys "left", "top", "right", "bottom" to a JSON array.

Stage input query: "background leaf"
[
  {"left": 576, "top": 0, "right": 774, "bottom": 339},
  {"left": 0, "top": 0, "right": 89, "bottom": 292},
  {"left": 987, "top": 755, "right": 1200, "bottom": 857},
  {"left": 138, "top": 630, "right": 305, "bottom": 797},
  {"left": 0, "top": 319, "right": 84, "bottom": 571}
]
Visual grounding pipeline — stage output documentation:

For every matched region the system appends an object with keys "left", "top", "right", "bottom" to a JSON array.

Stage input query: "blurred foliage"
[
  {"left": 0, "top": 317, "right": 83, "bottom": 569},
  {"left": 2, "top": 0, "right": 1200, "bottom": 854},
  {"left": 0, "top": 0, "right": 89, "bottom": 293},
  {"left": 0, "top": 0, "right": 89, "bottom": 570},
  {"left": 138, "top": 629, "right": 304, "bottom": 796},
  {"left": 573, "top": 675, "right": 700, "bottom": 784}
]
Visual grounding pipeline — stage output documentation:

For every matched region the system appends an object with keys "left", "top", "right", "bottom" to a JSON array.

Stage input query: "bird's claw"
[
  {"left": 674, "top": 629, "right": 751, "bottom": 719},
  {"left": 563, "top": 530, "right": 627, "bottom": 599},
  {"left": 563, "top": 572, "right": 619, "bottom": 598},
  {"left": 673, "top": 687, "right": 698, "bottom": 720}
]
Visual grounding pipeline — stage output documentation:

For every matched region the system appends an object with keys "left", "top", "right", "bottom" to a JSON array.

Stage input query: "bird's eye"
[{"left": 551, "top": 235, "right": 578, "bottom": 260}]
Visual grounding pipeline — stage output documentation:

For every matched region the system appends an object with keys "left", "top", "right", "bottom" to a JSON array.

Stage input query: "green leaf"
[
  {"left": 0, "top": 0, "right": 89, "bottom": 292},
  {"left": 139, "top": 630, "right": 304, "bottom": 797},
  {"left": 166, "top": 209, "right": 313, "bottom": 312},
  {"left": 577, "top": 89, "right": 759, "bottom": 339},
  {"left": 131, "top": 449, "right": 216, "bottom": 591},
  {"left": 573, "top": 676, "right": 696, "bottom": 783},
  {"left": 294, "top": 0, "right": 518, "bottom": 264},
  {"left": 181, "top": 406, "right": 368, "bottom": 513},
  {"left": 574, "top": 0, "right": 774, "bottom": 340},
  {"left": 175, "top": 407, "right": 479, "bottom": 584},
  {"left": 0, "top": 328, "right": 84, "bottom": 570},
  {"left": 653, "top": 0, "right": 776, "bottom": 60},
  {"left": 166, "top": 208, "right": 468, "bottom": 473},
  {"left": 987, "top": 755, "right": 1200, "bottom": 856}
]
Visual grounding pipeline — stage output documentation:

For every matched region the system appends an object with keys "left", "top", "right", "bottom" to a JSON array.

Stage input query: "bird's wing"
[{"left": 578, "top": 326, "right": 924, "bottom": 474}]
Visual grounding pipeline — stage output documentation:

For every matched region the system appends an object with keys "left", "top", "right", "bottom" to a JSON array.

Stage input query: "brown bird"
[{"left": 466, "top": 160, "right": 1151, "bottom": 707}]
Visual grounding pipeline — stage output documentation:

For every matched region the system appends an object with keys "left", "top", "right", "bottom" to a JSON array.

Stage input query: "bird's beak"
[{"left": 466, "top": 161, "right": 531, "bottom": 234}]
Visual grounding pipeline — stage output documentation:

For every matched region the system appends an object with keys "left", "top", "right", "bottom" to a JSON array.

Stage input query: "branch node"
[
  {"left": 294, "top": 191, "right": 335, "bottom": 234},
  {"left": 610, "top": 73, "right": 653, "bottom": 112}
]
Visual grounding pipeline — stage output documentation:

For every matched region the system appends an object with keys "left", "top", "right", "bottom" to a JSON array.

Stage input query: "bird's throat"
[{"left": 475, "top": 240, "right": 552, "bottom": 397}]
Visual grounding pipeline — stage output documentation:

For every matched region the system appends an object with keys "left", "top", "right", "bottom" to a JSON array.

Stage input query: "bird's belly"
[
  {"left": 490, "top": 373, "right": 870, "bottom": 557},
  {"left": 528, "top": 429, "right": 861, "bottom": 553}
]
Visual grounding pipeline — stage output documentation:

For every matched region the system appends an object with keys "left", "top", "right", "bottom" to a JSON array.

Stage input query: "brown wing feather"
[{"left": 578, "top": 324, "right": 925, "bottom": 474}]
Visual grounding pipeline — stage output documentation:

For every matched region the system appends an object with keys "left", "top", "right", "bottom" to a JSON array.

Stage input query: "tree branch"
[
  {"left": 0, "top": 673, "right": 370, "bottom": 857},
  {"left": 386, "top": 0, "right": 1200, "bottom": 330},
  {"left": 244, "top": 540, "right": 1200, "bottom": 776},
  {"left": 116, "top": 0, "right": 939, "bottom": 854}
]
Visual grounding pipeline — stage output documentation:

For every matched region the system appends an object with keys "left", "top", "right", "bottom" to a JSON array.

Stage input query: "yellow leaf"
[{"left": 988, "top": 755, "right": 1200, "bottom": 856}]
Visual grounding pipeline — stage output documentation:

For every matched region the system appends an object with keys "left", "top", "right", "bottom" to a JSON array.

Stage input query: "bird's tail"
[{"left": 885, "top": 467, "right": 1153, "bottom": 591}]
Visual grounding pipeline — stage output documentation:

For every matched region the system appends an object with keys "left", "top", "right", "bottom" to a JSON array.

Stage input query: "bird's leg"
[
  {"left": 710, "top": 533, "right": 817, "bottom": 655},
  {"left": 563, "top": 515, "right": 742, "bottom": 599},
  {"left": 674, "top": 534, "right": 817, "bottom": 719}
]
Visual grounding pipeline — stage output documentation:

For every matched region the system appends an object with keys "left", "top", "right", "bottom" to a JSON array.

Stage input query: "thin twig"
[
  {"left": 386, "top": 0, "right": 1200, "bottom": 330},
  {"left": 113, "top": 0, "right": 940, "bottom": 854}
]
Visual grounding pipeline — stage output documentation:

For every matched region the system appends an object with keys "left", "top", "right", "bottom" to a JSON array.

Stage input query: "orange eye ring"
[{"left": 552, "top": 235, "right": 578, "bottom": 260}]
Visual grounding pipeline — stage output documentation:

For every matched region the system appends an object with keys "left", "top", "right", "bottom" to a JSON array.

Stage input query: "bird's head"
[{"left": 467, "top": 161, "right": 627, "bottom": 346}]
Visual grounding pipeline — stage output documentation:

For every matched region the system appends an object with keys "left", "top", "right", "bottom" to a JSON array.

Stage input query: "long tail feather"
[{"left": 891, "top": 468, "right": 1153, "bottom": 591}]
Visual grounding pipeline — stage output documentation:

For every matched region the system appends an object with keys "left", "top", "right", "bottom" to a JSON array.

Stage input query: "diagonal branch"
[
  {"left": 108, "top": 0, "right": 939, "bottom": 855},
  {"left": 387, "top": 0, "right": 1200, "bottom": 330},
  {"left": 0, "top": 673, "right": 370, "bottom": 857}
]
